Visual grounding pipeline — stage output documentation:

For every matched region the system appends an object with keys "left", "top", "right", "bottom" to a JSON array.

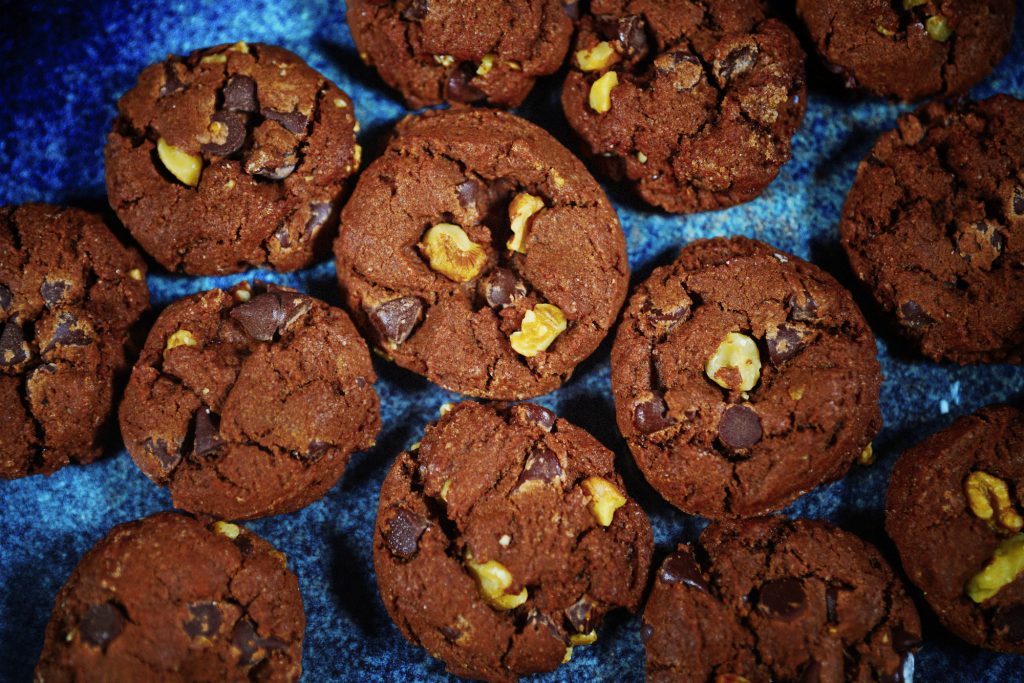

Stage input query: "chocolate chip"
[
  {"left": 615, "top": 15, "right": 648, "bottom": 58},
  {"left": 193, "top": 408, "right": 225, "bottom": 456},
  {"left": 516, "top": 403, "right": 556, "bottom": 432},
  {"left": 368, "top": 297, "right": 423, "bottom": 345},
  {"left": 184, "top": 601, "right": 223, "bottom": 638},
  {"left": 160, "top": 61, "right": 186, "bottom": 97},
  {"left": 268, "top": 287, "right": 311, "bottom": 330},
  {"left": 402, "top": 0, "right": 428, "bottom": 20},
  {"left": 223, "top": 74, "right": 257, "bottom": 112},
  {"left": 274, "top": 224, "right": 291, "bottom": 248},
  {"left": 787, "top": 292, "right": 818, "bottom": 322},
  {"left": 230, "top": 293, "right": 285, "bottom": 341},
  {"left": 660, "top": 551, "right": 708, "bottom": 591},
  {"left": 1013, "top": 186, "right": 1024, "bottom": 217},
  {"left": 718, "top": 405, "right": 762, "bottom": 451},
  {"left": 80, "top": 602, "right": 125, "bottom": 649},
  {"left": 446, "top": 63, "right": 486, "bottom": 104},
  {"left": 439, "top": 625, "right": 462, "bottom": 642},
  {"left": 993, "top": 604, "right": 1024, "bottom": 642},
  {"left": 891, "top": 625, "right": 921, "bottom": 652},
  {"left": 0, "top": 283, "right": 11, "bottom": 310},
  {"left": 632, "top": 396, "right": 673, "bottom": 435},
  {"left": 456, "top": 179, "right": 482, "bottom": 211},
  {"left": 825, "top": 586, "right": 839, "bottom": 624},
  {"left": 202, "top": 111, "right": 247, "bottom": 156},
  {"left": 384, "top": 507, "right": 429, "bottom": 560},
  {"left": 482, "top": 267, "right": 526, "bottom": 308},
  {"left": 304, "top": 202, "right": 332, "bottom": 240},
  {"left": 0, "top": 322, "right": 30, "bottom": 367},
  {"left": 231, "top": 620, "right": 285, "bottom": 666},
  {"left": 44, "top": 312, "right": 92, "bottom": 351},
  {"left": 640, "top": 623, "right": 654, "bottom": 642},
  {"left": 758, "top": 578, "right": 807, "bottom": 620},
  {"left": 565, "top": 596, "right": 598, "bottom": 633},
  {"left": 306, "top": 440, "right": 331, "bottom": 461},
  {"left": 800, "top": 659, "right": 822, "bottom": 683},
  {"left": 899, "top": 300, "right": 934, "bottom": 327},
  {"left": 516, "top": 446, "right": 563, "bottom": 487},
  {"left": 526, "top": 609, "right": 564, "bottom": 641},
  {"left": 262, "top": 108, "right": 308, "bottom": 135},
  {"left": 562, "top": 0, "right": 580, "bottom": 19},
  {"left": 716, "top": 43, "right": 758, "bottom": 83},
  {"left": 144, "top": 437, "right": 181, "bottom": 472},
  {"left": 40, "top": 279, "right": 70, "bottom": 307},
  {"left": 253, "top": 162, "right": 296, "bottom": 181},
  {"left": 645, "top": 301, "right": 690, "bottom": 329},
  {"left": 766, "top": 324, "right": 803, "bottom": 364}
]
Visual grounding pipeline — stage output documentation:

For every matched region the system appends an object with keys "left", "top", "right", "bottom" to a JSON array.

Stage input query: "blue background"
[{"left": 1, "top": 1, "right": 1023, "bottom": 681}]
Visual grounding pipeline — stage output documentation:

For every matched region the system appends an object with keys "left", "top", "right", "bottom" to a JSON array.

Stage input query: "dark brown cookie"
[
  {"left": 106, "top": 42, "right": 360, "bottom": 274},
  {"left": 611, "top": 237, "right": 882, "bottom": 518},
  {"left": 796, "top": 0, "right": 1014, "bottom": 101},
  {"left": 334, "top": 108, "right": 629, "bottom": 400},
  {"left": 887, "top": 404, "right": 1024, "bottom": 653},
  {"left": 373, "top": 401, "right": 653, "bottom": 682},
  {"left": 561, "top": 0, "right": 806, "bottom": 214},
  {"left": 347, "top": 0, "right": 573, "bottom": 108},
  {"left": 35, "top": 512, "right": 304, "bottom": 681},
  {"left": 0, "top": 204, "right": 148, "bottom": 479},
  {"left": 841, "top": 96, "right": 1024, "bottom": 365},
  {"left": 119, "top": 281, "right": 380, "bottom": 519},
  {"left": 644, "top": 517, "right": 921, "bottom": 682}
]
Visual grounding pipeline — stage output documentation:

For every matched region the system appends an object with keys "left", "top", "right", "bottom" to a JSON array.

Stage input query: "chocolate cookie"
[
  {"left": 106, "top": 42, "right": 360, "bottom": 274},
  {"left": 334, "top": 108, "right": 629, "bottom": 400},
  {"left": 561, "top": 0, "right": 806, "bottom": 214},
  {"left": 347, "top": 0, "right": 573, "bottom": 108},
  {"left": 796, "top": 0, "right": 1014, "bottom": 101},
  {"left": 842, "top": 96, "right": 1024, "bottom": 364},
  {"left": 119, "top": 281, "right": 380, "bottom": 519},
  {"left": 35, "top": 512, "right": 304, "bottom": 681},
  {"left": 611, "top": 237, "right": 882, "bottom": 518},
  {"left": 887, "top": 404, "right": 1024, "bottom": 653},
  {"left": 643, "top": 517, "right": 921, "bottom": 682},
  {"left": 373, "top": 401, "right": 653, "bottom": 681},
  {"left": 0, "top": 204, "right": 148, "bottom": 479}
]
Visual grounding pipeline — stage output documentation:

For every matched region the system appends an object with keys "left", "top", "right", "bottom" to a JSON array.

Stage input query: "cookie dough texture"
[
  {"left": 611, "top": 237, "right": 882, "bottom": 518},
  {"left": 841, "top": 96, "right": 1024, "bottom": 364},
  {"left": 796, "top": 0, "right": 1014, "bottom": 101},
  {"left": 347, "top": 0, "right": 573, "bottom": 108},
  {"left": 335, "top": 108, "right": 629, "bottom": 400},
  {"left": 644, "top": 517, "right": 921, "bottom": 682},
  {"left": 106, "top": 42, "right": 360, "bottom": 274},
  {"left": 562, "top": 0, "right": 806, "bottom": 214},
  {"left": 119, "top": 282, "right": 380, "bottom": 520},
  {"left": 0, "top": 204, "right": 148, "bottom": 479},
  {"left": 34, "top": 512, "right": 304, "bottom": 682},
  {"left": 887, "top": 404, "right": 1024, "bottom": 653},
  {"left": 374, "top": 401, "right": 653, "bottom": 682}
]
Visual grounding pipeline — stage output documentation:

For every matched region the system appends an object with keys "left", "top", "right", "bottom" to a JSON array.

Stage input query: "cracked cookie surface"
[
  {"left": 34, "top": 511, "right": 304, "bottom": 682},
  {"left": 643, "top": 516, "right": 921, "bottom": 682},
  {"left": 610, "top": 237, "right": 882, "bottom": 518},
  {"left": 0, "top": 204, "right": 148, "bottom": 479},
  {"left": 373, "top": 401, "right": 653, "bottom": 682},
  {"left": 105, "top": 42, "right": 359, "bottom": 274},
  {"left": 119, "top": 281, "right": 380, "bottom": 519},
  {"left": 334, "top": 108, "right": 629, "bottom": 400},
  {"left": 841, "top": 96, "right": 1024, "bottom": 364},
  {"left": 796, "top": 0, "right": 1014, "bottom": 101},
  {"left": 561, "top": 0, "right": 806, "bottom": 214},
  {"left": 887, "top": 404, "right": 1024, "bottom": 653}
]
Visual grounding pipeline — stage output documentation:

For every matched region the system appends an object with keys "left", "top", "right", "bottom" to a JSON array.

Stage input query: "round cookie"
[
  {"left": 796, "top": 0, "right": 1014, "bottom": 102},
  {"left": 106, "top": 42, "right": 360, "bottom": 274},
  {"left": 0, "top": 204, "right": 149, "bottom": 479},
  {"left": 611, "top": 237, "right": 882, "bottom": 518},
  {"left": 886, "top": 404, "right": 1024, "bottom": 653},
  {"left": 35, "top": 512, "right": 304, "bottom": 681},
  {"left": 119, "top": 281, "right": 380, "bottom": 519},
  {"left": 643, "top": 517, "right": 921, "bottom": 682},
  {"left": 347, "top": 0, "right": 573, "bottom": 108},
  {"left": 334, "top": 108, "right": 629, "bottom": 400},
  {"left": 841, "top": 95, "right": 1024, "bottom": 364},
  {"left": 373, "top": 401, "right": 653, "bottom": 681},
  {"left": 561, "top": 0, "right": 806, "bottom": 214}
]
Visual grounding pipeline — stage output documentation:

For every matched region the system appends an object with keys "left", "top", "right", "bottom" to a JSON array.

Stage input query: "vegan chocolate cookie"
[
  {"left": 347, "top": 0, "right": 573, "bottom": 108},
  {"left": 611, "top": 237, "right": 882, "bottom": 518},
  {"left": 643, "top": 516, "right": 921, "bottom": 682},
  {"left": 106, "top": 42, "right": 360, "bottom": 274},
  {"left": 119, "top": 281, "right": 380, "bottom": 519},
  {"left": 796, "top": 0, "right": 1014, "bottom": 101},
  {"left": 374, "top": 401, "right": 653, "bottom": 682},
  {"left": 334, "top": 108, "right": 629, "bottom": 400},
  {"left": 35, "top": 512, "right": 304, "bottom": 681},
  {"left": 841, "top": 96, "right": 1024, "bottom": 364},
  {"left": 887, "top": 404, "right": 1024, "bottom": 653},
  {"left": 0, "top": 204, "right": 148, "bottom": 479},
  {"left": 561, "top": 0, "right": 806, "bottom": 214}
]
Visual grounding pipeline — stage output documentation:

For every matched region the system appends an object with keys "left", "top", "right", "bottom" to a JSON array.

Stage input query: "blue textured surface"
[{"left": 2, "top": 1, "right": 1024, "bottom": 681}]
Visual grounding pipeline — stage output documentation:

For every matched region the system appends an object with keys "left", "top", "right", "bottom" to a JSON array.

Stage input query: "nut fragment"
[
  {"left": 569, "top": 631, "right": 597, "bottom": 646},
  {"left": 925, "top": 15, "right": 952, "bottom": 42},
  {"left": 589, "top": 71, "right": 619, "bottom": 114},
  {"left": 965, "top": 471, "right": 1024, "bottom": 532},
  {"left": 476, "top": 53, "right": 496, "bottom": 76},
  {"left": 434, "top": 54, "right": 455, "bottom": 67},
  {"left": 858, "top": 443, "right": 876, "bottom": 466},
  {"left": 128, "top": 268, "right": 143, "bottom": 281},
  {"left": 902, "top": 0, "right": 927, "bottom": 7},
  {"left": 575, "top": 41, "right": 616, "bottom": 71},
  {"left": 165, "top": 329, "right": 197, "bottom": 351},
  {"left": 705, "top": 332, "right": 761, "bottom": 392},
  {"left": 157, "top": 137, "right": 202, "bottom": 187},
  {"left": 509, "top": 303, "right": 567, "bottom": 357},
  {"left": 465, "top": 553, "right": 528, "bottom": 610},
  {"left": 213, "top": 521, "right": 241, "bottom": 539},
  {"left": 966, "top": 533, "right": 1024, "bottom": 602},
  {"left": 582, "top": 476, "right": 626, "bottom": 527},
  {"left": 507, "top": 193, "right": 545, "bottom": 253},
  {"left": 419, "top": 223, "right": 488, "bottom": 282}
]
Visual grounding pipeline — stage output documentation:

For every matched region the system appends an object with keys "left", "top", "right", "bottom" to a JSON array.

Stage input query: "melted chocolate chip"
[
  {"left": 645, "top": 301, "right": 690, "bottom": 329},
  {"left": 513, "top": 403, "right": 556, "bottom": 432},
  {"left": 516, "top": 446, "right": 563, "bottom": 487},
  {"left": 615, "top": 15, "right": 648, "bottom": 58},
  {"left": 274, "top": 224, "right": 291, "bottom": 248},
  {"left": 160, "top": 61, "right": 186, "bottom": 97},
  {"left": 193, "top": 408, "right": 225, "bottom": 456},
  {"left": 899, "top": 301, "right": 934, "bottom": 327},
  {"left": 825, "top": 586, "right": 840, "bottom": 624},
  {"left": 202, "top": 111, "right": 247, "bottom": 156},
  {"left": 456, "top": 179, "right": 482, "bottom": 211},
  {"left": 45, "top": 312, "right": 92, "bottom": 351},
  {"left": 80, "top": 602, "right": 125, "bottom": 649},
  {"left": 993, "top": 604, "right": 1024, "bottom": 642},
  {"left": 144, "top": 437, "right": 181, "bottom": 472},
  {"left": 716, "top": 44, "right": 758, "bottom": 83},
  {"left": 758, "top": 578, "right": 807, "bottom": 620},
  {"left": 633, "top": 396, "right": 673, "bottom": 435},
  {"left": 306, "top": 440, "right": 331, "bottom": 461},
  {"left": 482, "top": 267, "right": 526, "bottom": 308},
  {"left": 268, "top": 287, "right": 311, "bottom": 330},
  {"left": 0, "top": 283, "right": 11, "bottom": 310},
  {"left": 788, "top": 292, "right": 818, "bottom": 322},
  {"left": 368, "top": 297, "right": 423, "bottom": 345},
  {"left": 446, "top": 63, "right": 486, "bottom": 104},
  {"left": 800, "top": 659, "right": 822, "bottom": 683},
  {"left": 223, "top": 74, "right": 257, "bottom": 112},
  {"left": 384, "top": 507, "right": 429, "bottom": 560},
  {"left": 231, "top": 620, "right": 285, "bottom": 666},
  {"left": 304, "top": 203, "right": 332, "bottom": 239},
  {"left": 40, "top": 279, "right": 70, "bottom": 307},
  {"left": 718, "top": 404, "right": 762, "bottom": 451},
  {"left": 262, "top": 108, "right": 308, "bottom": 135},
  {"left": 660, "top": 552, "right": 707, "bottom": 591},
  {"left": 230, "top": 293, "right": 286, "bottom": 341},
  {"left": 184, "top": 601, "right": 223, "bottom": 638},
  {"left": 402, "top": 0, "right": 429, "bottom": 20},
  {"left": 766, "top": 324, "right": 804, "bottom": 364},
  {"left": 565, "top": 596, "right": 598, "bottom": 633},
  {"left": 0, "top": 321, "right": 30, "bottom": 366}
]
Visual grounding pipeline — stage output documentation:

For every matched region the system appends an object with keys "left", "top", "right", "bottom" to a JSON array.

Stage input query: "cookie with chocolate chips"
[
  {"left": 561, "top": 0, "right": 806, "bottom": 214},
  {"left": 643, "top": 517, "right": 921, "bottom": 682},
  {"left": 887, "top": 404, "right": 1024, "bottom": 653},
  {"left": 106, "top": 42, "right": 360, "bottom": 274},
  {"left": 841, "top": 95, "right": 1024, "bottom": 364},
  {"left": 0, "top": 204, "right": 149, "bottom": 479},
  {"left": 35, "top": 512, "right": 304, "bottom": 681},
  {"left": 347, "top": 0, "right": 573, "bottom": 108},
  {"left": 373, "top": 401, "right": 653, "bottom": 681},
  {"left": 796, "top": 0, "right": 1014, "bottom": 101},
  {"left": 610, "top": 237, "right": 882, "bottom": 518},
  {"left": 334, "top": 108, "right": 629, "bottom": 400},
  {"left": 119, "top": 281, "right": 380, "bottom": 519}
]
